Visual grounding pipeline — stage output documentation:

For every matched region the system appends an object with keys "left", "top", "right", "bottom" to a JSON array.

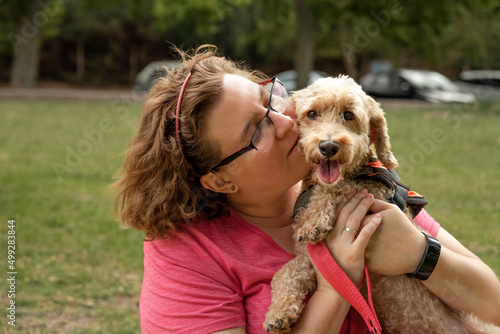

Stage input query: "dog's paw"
[
  {"left": 265, "top": 317, "right": 293, "bottom": 333},
  {"left": 296, "top": 226, "right": 332, "bottom": 243},
  {"left": 265, "top": 312, "right": 301, "bottom": 334},
  {"left": 264, "top": 302, "right": 303, "bottom": 333}
]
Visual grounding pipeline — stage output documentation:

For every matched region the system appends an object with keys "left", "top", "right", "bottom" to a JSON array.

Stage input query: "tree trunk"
[
  {"left": 129, "top": 44, "right": 139, "bottom": 86},
  {"left": 10, "top": 20, "right": 40, "bottom": 88},
  {"left": 294, "top": 0, "right": 316, "bottom": 90},
  {"left": 76, "top": 39, "right": 85, "bottom": 80},
  {"left": 341, "top": 48, "right": 358, "bottom": 79},
  {"left": 339, "top": 22, "right": 358, "bottom": 79}
]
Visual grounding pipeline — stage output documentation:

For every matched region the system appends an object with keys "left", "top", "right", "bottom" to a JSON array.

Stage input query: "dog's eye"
[
  {"left": 307, "top": 110, "right": 318, "bottom": 120},
  {"left": 343, "top": 111, "right": 355, "bottom": 120}
]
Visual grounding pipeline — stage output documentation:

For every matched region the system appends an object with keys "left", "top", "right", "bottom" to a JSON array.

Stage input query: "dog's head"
[{"left": 292, "top": 75, "right": 398, "bottom": 185}]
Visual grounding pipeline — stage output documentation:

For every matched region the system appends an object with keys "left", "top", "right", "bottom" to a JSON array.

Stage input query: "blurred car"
[
  {"left": 459, "top": 70, "right": 500, "bottom": 87},
  {"left": 456, "top": 70, "right": 500, "bottom": 100},
  {"left": 275, "top": 70, "right": 329, "bottom": 91},
  {"left": 359, "top": 69, "right": 476, "bottom": 104},
  {"left": 134, "top": 60, "right": 182, "bottom": 92}
]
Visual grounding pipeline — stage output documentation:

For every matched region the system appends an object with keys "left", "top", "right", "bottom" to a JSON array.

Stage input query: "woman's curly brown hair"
[{"left": 113, "top": 45, "right": 267, "bottom": 240}]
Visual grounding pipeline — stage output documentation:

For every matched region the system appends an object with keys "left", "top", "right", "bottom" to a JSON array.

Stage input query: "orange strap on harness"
[{"left": 354, "top": 157, "right": 427, "bottom": 217}]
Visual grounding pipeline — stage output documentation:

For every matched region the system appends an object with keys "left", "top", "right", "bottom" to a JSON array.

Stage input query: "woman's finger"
[
  {"left": 343, "top": 213, "right": 375, "bottom": 239},
  {"left": 335, "top": 188, "right": 356, "bottom": 213},
  {"left": 342, "top": 193, "right": 375, "bottom": 237},
  {"left": 333, "top": 189, "right": 362, "bottom": 234},
  {"left": 333, "top": 189, "right": 369, "bottom": 234},
  {"left": 353, "top": 214, "right": 382, "bottom": 250},
  {"left": 369, "top": 198, "right": 395, "bottom": 213}
]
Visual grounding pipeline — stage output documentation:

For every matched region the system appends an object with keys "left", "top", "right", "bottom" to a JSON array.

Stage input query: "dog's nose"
[{"left": 318, "top": 140, "right": 339, "bottom": 158}]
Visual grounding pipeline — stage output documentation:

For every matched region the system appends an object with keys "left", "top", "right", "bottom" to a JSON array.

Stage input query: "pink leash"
[{"left": 308, "top": 241, "right": 382, "bottom": 334}]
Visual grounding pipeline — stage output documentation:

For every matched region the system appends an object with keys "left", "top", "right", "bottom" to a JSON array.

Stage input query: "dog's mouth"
[{"left": 317, "top": 159, "right": 341, "bottom": 184}]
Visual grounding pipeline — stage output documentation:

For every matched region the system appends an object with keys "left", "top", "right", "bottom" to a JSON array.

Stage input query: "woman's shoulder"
[
  {"left": 146, "top": 211, "right": 254, "bottom": 252},
  {"left": 144, "top": 210, "right": 293, "bottom": 275},
  {"left": 144, "top": 214, "right": 235, "bottom": 260},
  {"left": 146, "top": 210, "right": 290, "bottom": 259}
]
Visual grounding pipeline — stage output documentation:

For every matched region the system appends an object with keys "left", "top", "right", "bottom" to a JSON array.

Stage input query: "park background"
[{"left": 1, "top": 0, "right": 499, "bottom": 332}]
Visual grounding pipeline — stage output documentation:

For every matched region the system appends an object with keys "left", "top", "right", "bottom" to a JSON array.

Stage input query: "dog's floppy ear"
[{"left": 365, "top": 95, "right": 398, "bottom": 169}]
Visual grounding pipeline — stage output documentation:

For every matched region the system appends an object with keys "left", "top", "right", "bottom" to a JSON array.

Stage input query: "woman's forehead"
[
  {"left": 206, "top": 75, "right": 261, "bottom": 148},
  {"left": 222, "top": 74, "right": 262, "bottom": 96},
  {"left": 218, "top": 74, "right": 266, "bottom": 120}
]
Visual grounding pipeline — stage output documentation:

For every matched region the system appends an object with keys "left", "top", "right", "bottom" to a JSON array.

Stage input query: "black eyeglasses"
[{"left": 212, "top": 77, "right": 288, "bottom": 170}]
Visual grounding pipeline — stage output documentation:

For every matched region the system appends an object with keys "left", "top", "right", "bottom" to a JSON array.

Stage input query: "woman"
[{"left": 114, "top": 45, "right": 500, "bottom": 333}]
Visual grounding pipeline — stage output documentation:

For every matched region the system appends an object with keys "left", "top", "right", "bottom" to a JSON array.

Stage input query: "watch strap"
[{"left": 406, "top": 233, "right": 441, "bottom": 281}]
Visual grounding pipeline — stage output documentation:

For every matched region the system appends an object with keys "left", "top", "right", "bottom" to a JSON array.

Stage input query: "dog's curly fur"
[{"left": 264, "top": 76, "right": 500, "bottom": 334}]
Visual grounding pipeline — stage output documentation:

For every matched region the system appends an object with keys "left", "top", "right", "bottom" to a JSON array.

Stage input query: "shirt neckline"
[{"left": 228, "top": 208, "right": 296, "bottom": 258}]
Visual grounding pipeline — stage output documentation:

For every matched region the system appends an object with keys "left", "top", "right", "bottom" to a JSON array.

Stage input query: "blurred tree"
[
  {"left": 294, "top": 0, "right": 316, "bottom": 89},
  {"left": 4, "top": 0, "right": 43, "bottom": 87},
  {"left": 62, "top": 0, "right": 156, "bottom": 84},
  {"left": 3, "top": 0, "right": 496, "bottom": 87},
  {"left": 315, "top": 0, "right": 463, "bottom": 78},
  {"left": 1, "top": 0, "right": 65, "bottom": 87},
  {"left": 152, "top": 0, "right": 252, "bottom": 40},
  {"left": 235, "top": 0, "right": 296, "bottom": 71},
  {"left": 151, "top": 0, "right": 297, "bottom": 74},
  {"left": 373, "top": 0, "right": 460, "bottom": 68},
  {"left": 440, "top": 0, "right": 500, "bottom": 70}
]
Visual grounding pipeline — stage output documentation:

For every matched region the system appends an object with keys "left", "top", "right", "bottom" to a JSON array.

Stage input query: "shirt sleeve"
[
  {"left": 140, "top": 238, "right": 246, "bottom": 334},
  {"left": 413, "top": 209, "right": 440, "bottom": 238}
]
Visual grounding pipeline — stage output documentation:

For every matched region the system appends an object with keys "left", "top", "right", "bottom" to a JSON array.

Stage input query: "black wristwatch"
[{"left": 406, "top": 233, "right": 441, "bottom": 281}]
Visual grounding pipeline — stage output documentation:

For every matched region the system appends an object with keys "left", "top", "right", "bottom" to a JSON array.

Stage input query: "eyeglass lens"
[
  {"left": 251, "top": 80, "right": 288, "bottom": 153},
  {"left": 267, "top": 80, "right": 288, "bottom": 113}
]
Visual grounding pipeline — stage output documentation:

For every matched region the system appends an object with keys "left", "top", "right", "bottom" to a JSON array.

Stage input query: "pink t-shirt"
[{"left": 140, "top": 208, "right": 439, "bottom": 334}]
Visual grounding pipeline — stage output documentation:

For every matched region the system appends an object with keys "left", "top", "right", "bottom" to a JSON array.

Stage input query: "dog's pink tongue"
[{"left": 318, "top": 160, "right": 341, "bottom": 184}]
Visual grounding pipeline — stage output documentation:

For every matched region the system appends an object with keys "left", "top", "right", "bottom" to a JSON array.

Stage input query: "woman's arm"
[
  {"left": 290, "top": 266, "right": 352, "bottom": 334},
  {"left": 367, "top": 200, "right": 500, "bottom": 326},
  {"left": 423, "top": 227, "right": 500, "bottom": 326}
]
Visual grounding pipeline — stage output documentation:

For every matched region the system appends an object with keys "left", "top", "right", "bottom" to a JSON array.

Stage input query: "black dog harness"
[{"left": 293, "top": 157, "right": 427, "bottom": 218}]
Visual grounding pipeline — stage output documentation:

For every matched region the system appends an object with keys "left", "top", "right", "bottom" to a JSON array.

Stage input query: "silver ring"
[{"left": 344, "top": 227, "right": 358, "bottom": 235}]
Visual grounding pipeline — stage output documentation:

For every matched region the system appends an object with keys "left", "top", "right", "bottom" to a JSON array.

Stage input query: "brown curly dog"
[{"left": 264, "top": 76, "right": 500, "bottom": 334}]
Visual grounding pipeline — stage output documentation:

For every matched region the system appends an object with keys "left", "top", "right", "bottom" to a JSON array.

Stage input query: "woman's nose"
[{"left": 270, "top": 107, "right": 296, "bottom": 139}]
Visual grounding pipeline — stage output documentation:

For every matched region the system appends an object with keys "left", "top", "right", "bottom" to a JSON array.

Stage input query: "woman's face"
[{"left": 204, "top": 74, "right": 311, "bottom": 202}]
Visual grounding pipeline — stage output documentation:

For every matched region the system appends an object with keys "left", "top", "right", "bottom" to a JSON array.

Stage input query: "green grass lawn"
[
  {"left": 0, "top": 98, "right": 145, "bottom": 333},
  {"left": 385, "top": 101, "right": 500, "bottom": 275},
  {"left": 0, "top": 98, "right": 499, "bottom": 332}
]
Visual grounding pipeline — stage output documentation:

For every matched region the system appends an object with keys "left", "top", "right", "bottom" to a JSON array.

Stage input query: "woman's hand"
[
  {"left": 317, "top": 189, "right": 382, "bottom": 288},
  {"left": 364, "top": 199, "right": 427, "bottom": 276}
]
